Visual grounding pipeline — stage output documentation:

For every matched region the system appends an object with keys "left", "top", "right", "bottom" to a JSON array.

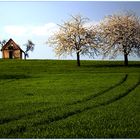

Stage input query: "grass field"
[{"left": 0, "top": 60, "right": 140, "bottom": 138}]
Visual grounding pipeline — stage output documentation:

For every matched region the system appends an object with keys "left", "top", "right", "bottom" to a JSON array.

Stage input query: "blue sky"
[{"left": 0, "top": 1, "right": 140, "bottom": 60}]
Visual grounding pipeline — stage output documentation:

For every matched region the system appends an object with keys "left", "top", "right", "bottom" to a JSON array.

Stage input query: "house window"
[{"left": 8, "top": 45, "right": 14, "bottom": 50}]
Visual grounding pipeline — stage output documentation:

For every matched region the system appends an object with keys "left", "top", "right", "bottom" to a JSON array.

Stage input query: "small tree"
[
  {"left": 47, "top": 15, "right": 98, "bottom": 66},
  {"left": 24, "top": 40, "right": 35, "bottom": 60},
  {"left": 0, "top": 40, "right": 6, "bottom": 48},
  {"left": 98, "top": 11, "right": 140, "bottom": 66}
]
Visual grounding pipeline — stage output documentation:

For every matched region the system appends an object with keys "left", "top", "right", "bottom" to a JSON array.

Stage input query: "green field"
[{"left": 0, "top": 60, "right": 140, "bottom": 138}]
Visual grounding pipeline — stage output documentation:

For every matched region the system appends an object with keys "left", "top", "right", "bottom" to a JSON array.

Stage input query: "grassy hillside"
[{"left": 0, "top": 60, "right": 140, "bottom": 138}]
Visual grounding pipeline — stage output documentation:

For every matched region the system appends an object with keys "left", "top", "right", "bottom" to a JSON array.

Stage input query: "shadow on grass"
[
  {"left": 82, "top": 63, "right": 140, "bottom": 68},
  {"left": 0, "top": 74, "right": 32, "bottom": 86},
  {"left": 0, "top": 74, "right": 32, "bottom": 80}
]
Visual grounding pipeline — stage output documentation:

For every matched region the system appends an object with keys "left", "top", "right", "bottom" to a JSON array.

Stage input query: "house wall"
[
  {"left": 2, "top": 50, "right": 22, "bottom": 59},
  {"left": 13, "top": 50, "right": 21, "bottom": 59},
  {"left": 2, "top": 50, "right": 9, "bottom": 59}
]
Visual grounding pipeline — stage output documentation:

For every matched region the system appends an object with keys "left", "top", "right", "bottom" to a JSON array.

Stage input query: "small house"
[{"left": 1, "top": 39, "right": 24, "bottom": 59}]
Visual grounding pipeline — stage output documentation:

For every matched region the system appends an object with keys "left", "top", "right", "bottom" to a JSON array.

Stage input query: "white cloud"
[
  {"left": 4, "top": 23, "right": 58, "bottom": 37},
  {"left": 30, "top": 23, "right": 58, "bottom": 36},
  {"left": 4, "top": 21, "right": 100, "bottom": 38},
  {"left": 4, "top": 25, "right": 27, "bottom": 36}
]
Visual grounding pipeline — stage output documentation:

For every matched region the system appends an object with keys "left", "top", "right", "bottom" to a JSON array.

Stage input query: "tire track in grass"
[
  {"left": 0, "top": 105, "right": 57, "bottom": 125},
  {"left": 0, "top": 75, "right": 127, "bottom": 125},
  {"left": 98, "top": 78, "right": 140, "bottom": 107},
  {"left": 67, "top": 74, "right": 128, "bottom": 105},
  {"left": 0, "top": 79, "right": 16, "bottom": 85},
  {"left": 2, "top": 75, "right": 139, "bottom": 137},
  {"left": 32, "top": 77, "right": 140, "bottom": 128},
  {"left": 0, "top": 74, "right": 32, "bottom": 86},
  {"left": 29, "top": 75, "right": 137, "bottom": 129}
]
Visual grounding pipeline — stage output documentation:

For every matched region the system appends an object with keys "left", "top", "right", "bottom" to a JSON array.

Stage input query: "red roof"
[{"left": 1, "top": 38, "right": 24, "bottom": 52}]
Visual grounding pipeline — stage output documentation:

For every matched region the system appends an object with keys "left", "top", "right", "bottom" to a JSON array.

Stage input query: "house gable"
[
  {"left": 1, "top": 39, "right": 24, "bottom": 59},
  {"left": 1, "top": 39, "right": 24, "bottom": 52}
]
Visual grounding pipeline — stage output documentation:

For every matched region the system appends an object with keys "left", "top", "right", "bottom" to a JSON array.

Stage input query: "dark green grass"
[{"left": 0, "top": 59, "right": 140, "bottom": 138}]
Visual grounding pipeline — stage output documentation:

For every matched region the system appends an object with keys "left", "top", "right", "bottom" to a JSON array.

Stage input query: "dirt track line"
[
  {"left": 0, "top": 79, "right": 16, "bottom": 86},
  {"left": 2, "top": 75, "right": 139, "bottom": 137},
  {"left": 98, "top": 78, "right": 140, "bottom": 107},
  {"left": 33, "top": 75, "right": 132, "bottom": 125},
  {"left": 0, "top": 75, "right": 128, "bottom": 125},
  {"left": 0, "top": 108, "right": 48, "bottom": 125},
  {"left": 3, "top": 77, "right": 139, "bottom": 137},
  {"left": 67, "top": 74, "right": 128, "bottom": 105},
  {"left": 33, "top": 78, "right": 140, "bottom": 127}
]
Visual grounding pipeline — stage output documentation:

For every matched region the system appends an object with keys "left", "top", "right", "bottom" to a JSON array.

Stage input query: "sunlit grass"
[{"left": 0, "top": 60, "right": 140, "bottom": 138}]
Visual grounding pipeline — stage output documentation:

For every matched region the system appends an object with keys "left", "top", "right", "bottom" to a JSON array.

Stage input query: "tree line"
[{"left": 47, "top": 11, "right": 140, "bottom": 66}]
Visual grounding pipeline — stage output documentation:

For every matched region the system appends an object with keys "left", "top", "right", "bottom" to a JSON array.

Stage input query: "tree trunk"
[
  {"left": 124, "top": 53, "right": 128, "bottom": 66},
  {"left": 24, "top": 53, "right": 26, "bottom": 60},
  {"left": 76, "top": 52, "right": 80, "bottom": 66},
  {"left": 123, "top": 46, "right": 128, "bottom": 66}
]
